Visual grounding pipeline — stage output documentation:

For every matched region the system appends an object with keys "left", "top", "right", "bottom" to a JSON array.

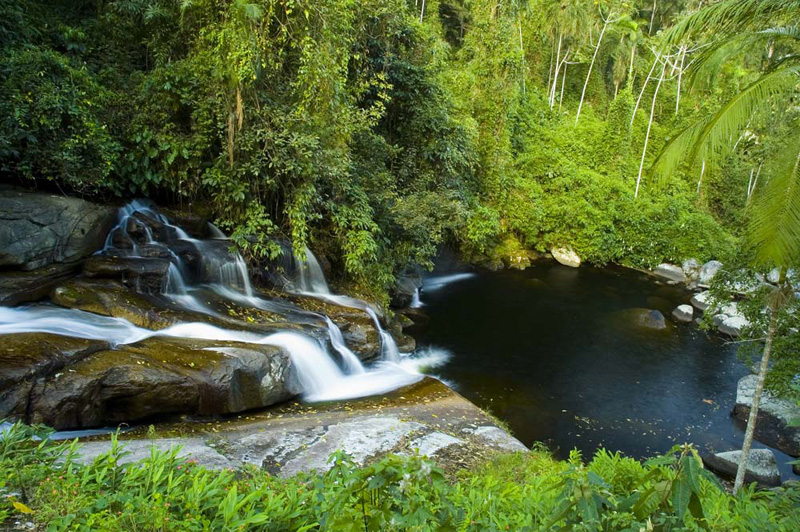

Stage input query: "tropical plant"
[{"left": 653, "top": 0, "right": 800, "bottom": 494}]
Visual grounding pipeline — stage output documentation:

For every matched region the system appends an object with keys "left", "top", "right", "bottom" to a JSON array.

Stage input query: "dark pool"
[{"left": 413, "top": 260, "right": 798, "bottom": 478}]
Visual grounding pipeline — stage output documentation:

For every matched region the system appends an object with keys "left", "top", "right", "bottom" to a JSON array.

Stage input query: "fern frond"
[{"left": 748, "top": 132, "right": 800, "bottom": 268}]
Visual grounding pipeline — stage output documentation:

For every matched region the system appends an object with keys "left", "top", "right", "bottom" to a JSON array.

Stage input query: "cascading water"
[
  {"left": 1, "top": 199, "right": 447, "bottom": 405},
  {"left": 294, "top": 245, "right": 331, "bottom": 294}
]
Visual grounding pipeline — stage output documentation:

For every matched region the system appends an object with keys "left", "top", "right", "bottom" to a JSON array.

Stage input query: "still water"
[{"left": 414, "top": 261, "right": 798, "bottom": 478}]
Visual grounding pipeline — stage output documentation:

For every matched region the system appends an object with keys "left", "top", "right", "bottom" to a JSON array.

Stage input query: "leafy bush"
[{"left": 2, "top": 422, "right": 799, "bottom": 531}]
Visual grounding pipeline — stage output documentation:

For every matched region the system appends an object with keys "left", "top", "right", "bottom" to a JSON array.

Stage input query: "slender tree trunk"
[
  {"left": 420, "top": 0, "right": 425, "bottom": 23},
  {"left": 734, "top": 282, "right": 782, "bottom": 493},
  {"left": 697, "top": 159, "right": 705, "bottom": 195},
  {"left": 547, "top": 34, "right": 555, "bottom": 96},
  {"left": 632, "top": 53, "right": 659, "bottom": 126},
  {"left": 550, "top": 32, "right": 563, "bottom": 108},
  {"left": 559, "top": 61, "right": 568, "bottom": 111},
  {"left": 635, "top": 59, "right": 666, "bottom": 198},
  {"left": 649, "top": 0, "right": 657, "bottom": 34},
  {"left": 576, "top": 20, "right": 608, "bottom": 124},
  {"left": 675, "top": 46, "right": 686, "bottom": 115}
]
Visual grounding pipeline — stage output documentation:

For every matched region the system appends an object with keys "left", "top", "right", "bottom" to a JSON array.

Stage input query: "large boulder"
[
  {"left": 718, "top": 315, "right": 749, "bottom": 337},
  {"left": 699, "top": 260, "right": 723, "bottom": 287},
  {"left": 0, "top": 333, "right": 109, "bottom": 418},
  {"left": 551, "top": 247, "right": 581, "bottom": 268},
  {"left": 703, "top": 449, "right": 781, "bottom": 487},
  {"left": 83, "top": 255, "right": 171, "bottom": 293},
  {"left": 690, "top": 291, "right": 711, "bottom": 311},
  {"left": 391, "top": 271, "right": 423, "bottom": 308},
  {"left": 0, "top": 263, "right": 80, "bottom": 306},
  {"left": 734, "top": 375, "right": 800, "bottom": 457},
  {"left": 24, "top": 337, "right": 300, "bottom": 429},
  {"left": 682, "top": 258, "right": 701, "bottom": 283},
  {"left": 632, "top": 309, "right": 667, "bottom": 330},
  {"left": 653, "top": 263, "right": 686, "bottom": 283},
  {"left": 0, "top": 188, "right": 116, "bottom": 271}
]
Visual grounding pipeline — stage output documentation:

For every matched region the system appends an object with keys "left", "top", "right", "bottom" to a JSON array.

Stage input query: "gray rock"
[
  {"left": 468, "top": 426, "right": 528, "bottom": 452},
  {"left": 0, "top": 189, "right": 115, "bottom": 271},
  {"left": 551, "top": 247, "right": 581, "bottom": 268},
  {"left": 654, "top": 263, "right": 686, "bottom": 283},
  {"left": 734, "top": 375, "right": 800, "bottom": 456},
  {"left": 672, "top": 304, "right": 694, "bottom": 323},
  {"left": 682, "top": 259, "right": 701, "bottom": 281},
  {"left": 0, "top": 263, "right": 80, "bottom": 306},
  {"left": 83, "top": 256, "right": 171, "bottom": 293},
  {"left": 635, "top": 309, "right": 667, "bottom": 330},
  {"left": 699, "top": 260, "right": 723, "bottom": 287},
  {"left": 703, "top": 449, "right": 781, "bottom": 487},
  {"left": 690, "top": 291, "right": 711, "bottom": 311},
  {"left": 77, "top": 438, "right": 234, "bottom": 470},
  {"left": 718, "top": 315, "right": 749, "bottom": 337},
  {"left": 767, "top": 268, "right": 781, "bottom": 285},
  {"left": 409, "top": 432, "right": 464, "bottom": 457}
]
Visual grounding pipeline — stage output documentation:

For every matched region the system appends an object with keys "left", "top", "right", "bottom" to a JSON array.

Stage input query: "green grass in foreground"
[{"left": 1, "top": 422, "right": 799, "bottom": 531}]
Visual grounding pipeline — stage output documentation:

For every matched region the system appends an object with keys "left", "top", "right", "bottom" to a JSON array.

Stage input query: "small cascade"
[
  {"left": 410, "top": 288, "right": 423, "bottom": 308},
  {"left": 294, "top": 245, "right": 331, "bottom": 294},
  {"left": 365, "top": 307, "right": 401, "bottom": 363},
  {"left": 324, "top": 317, "right": 365, "bottom": 374},
  {"left": 207, "top": 223, "right": 227, "bottom": 239}
]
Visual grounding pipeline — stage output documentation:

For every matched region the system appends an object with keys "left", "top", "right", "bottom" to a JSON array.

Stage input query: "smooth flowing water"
[{"left": 414, "top": 261, "right": 799, "bottom": 478}]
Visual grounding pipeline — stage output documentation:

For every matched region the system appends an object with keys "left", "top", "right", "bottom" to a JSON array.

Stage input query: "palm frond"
[
  {"left": 663, "top": 0, "right": 800, "bottom": 45},
  {"left": 652, "top": 64, "right": 800, "bottom": 183},
  {"left": 748, "top": 132, "right": 800, "bottom": 268}
]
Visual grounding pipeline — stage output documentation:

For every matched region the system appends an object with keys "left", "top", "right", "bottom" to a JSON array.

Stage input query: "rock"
[
  {"left": 703, "top": 449, "right": 781, "bottom": 487},
  {"left": 0, "top": 263, "right": 80, "bottom": 306},
  {"left": 690, "top": 291, "right": 711, "bottom": 311},
  {"left": 654, "top": 263, "right": 686, "bottom": 283},
  {"left": 672, "top": 304, "right": 694, "bottom": 323},
  {"left": 734, "top": 375, "right": 800, "bottom": 457},
  {"left": 633, "top": 309, "right": 667, "bottom": 330},
  {"left": 718, "top": 315, "right": 749, "bottom": 337},
  {"left": 0, "top": 334, "right": 109, "bottom": 419},
  {"left": 83, "top": 255, "right": 171, "bottom": 293},
  {"left": 699, "top": 260, "right": 723, "bottom": 287},
  {"left": 551, "top": 247, "right": 581, "bottom": 268},
  {"left": 767, "top": 268, "right": 781, "bottom": 285},
  {"left": 409, "top": 432, "right": 464, "bottom": 457},
  {"left": 77, "top": 438, "right": 234, "bottom": 470},
  {"left": 392, "top": 271, "right": 423, "bottom": 308},
  {"left": 467, "top": 426, "right": 529, "bottom": 452},
  {"left": 25, "top": 337, "right": 300, "bottom": 429},
  {"left": 0, "top": 188, "right": 116, "bottom": 271},
  {"left": 682, "top": 259, "right": 701, "bottom": 281}
]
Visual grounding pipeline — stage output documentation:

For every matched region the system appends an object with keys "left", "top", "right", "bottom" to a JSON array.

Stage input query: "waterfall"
[
  {"left": 3, "top": 200, "right": 446, "bottom": 404},
  {"left": 410, "top": 288, "right": 423, "bottom": 308},
  {"left": 295, "top": 245, "right": 331, "bottom": 294}
]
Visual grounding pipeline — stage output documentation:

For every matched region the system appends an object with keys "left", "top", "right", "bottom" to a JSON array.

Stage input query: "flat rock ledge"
[
  {"left": 702, "top": 449, "right": 781, "bottom": 487},
  {"left": 734, "top": 375, "right": 800, "bottom": 457},
  {"left": 74, "top": 378, "right": 527, "bottom": 477}
]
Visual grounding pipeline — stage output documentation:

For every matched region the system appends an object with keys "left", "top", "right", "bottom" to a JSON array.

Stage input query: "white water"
[
  {"left": 410, "top": 288, "right": 423, "bottom": 308},
  {"left": 1, "top": 200, "right": 448, "bottom": 404},
  {"left": 421, "top": 273, "right": 476, "bottom": 293}
]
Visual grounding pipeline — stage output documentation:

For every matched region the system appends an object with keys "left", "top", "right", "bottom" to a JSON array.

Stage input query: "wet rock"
[
  {"left": 0, "top": 334, "right": 109, "bottom": 419},
  {"left": 734, "top": 375, "right": 800, "bottom": 457},
  {"left": 27, "top": 337, "right": 300, "bottom": 429},
  {"left": 0, "top": 188, "right": 116, "bottom": 271},
  {"left": 159, "top": 208, "right": 212, "bottom": 238},
  {"left": 699, "top": 260, "right": 723, "bottom": 287},
  {"left": 672, "top": 305, "right": 694, "bottom": 323},
  {"left": 703, "top": 449, "right": 781, "bottom": 487},
  {"left": 83, "top": 256, "right": 171, "bottom": 293},
  {"left": 409, "top": 432, "right": 464, "bottom": 457},
  {"left": 635, "top": 309, "right": 667, "bottom": 330},
  {"left": 551, "top": 247, "right": 581, "bottom": 268},
  {"left": 691, "top": 291, "right": 711, "bottom": 311},
  {"left": 77, "top": 438, "right": 233, "bottom": 470},
  {"left": 392, "top": 271, "right": 423, "bottom": 308},
  {"left": 0, "top": 263, "right": 80, "bottom": 306},
  {"left": 654, "top": 263, "right": 686, "bottom": 283}
]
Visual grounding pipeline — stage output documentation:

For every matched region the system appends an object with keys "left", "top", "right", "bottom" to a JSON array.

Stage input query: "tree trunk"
[
  {"left": 632, "top": 53, "right": 659, "bottom": 127},
  {"left": 576, "top": 20, "right": 608, "bottom": 124},
  {"left": 734, "top": 285, "right": 781, "bottom": 493},
  {"left": 550, "top": 32, "right": 563, "bottom": 108},
  {"left": 559, "top": 60, "right": 568, "bottom": 111},
  {"left": 519, "top": 17, "right": 526, "bottom": 95},
  {"left": 635, "top": 59, "right": 666, "bottom": 198},
  {"left": 420, "top": 0, "right": 425, "bottom": 23}
]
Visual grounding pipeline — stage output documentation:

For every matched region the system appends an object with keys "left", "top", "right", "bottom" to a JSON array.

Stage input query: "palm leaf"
[
  {"left": 652, "top": 64, "right": 800, "bottom": 183},
  {"left": 747, "top": 133, "right": 800, "bottom": 268}
]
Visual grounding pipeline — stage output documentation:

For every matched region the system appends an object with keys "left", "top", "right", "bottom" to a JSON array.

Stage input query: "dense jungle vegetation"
[{"left": 3, "top": 0, "right": 780, "bottom": 297}]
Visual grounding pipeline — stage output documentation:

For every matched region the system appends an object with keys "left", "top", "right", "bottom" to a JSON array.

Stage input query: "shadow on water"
[{"left": 414, "top": 260, "right": 799, "bottom": 479}]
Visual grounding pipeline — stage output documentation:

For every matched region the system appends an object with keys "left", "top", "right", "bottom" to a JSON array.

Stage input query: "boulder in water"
[
  {"left": 636, "top": 309, "right": 667, "bottom": 330},
  {"left": 551, "top": 247, "right": 581, "bottom": 268},
  {"left": 734, "top": 374, "right": 800, "bottom": 457},
  {"left": 702, "top": 449, "right": 781, "bottom": 487},
  {"left": 0, "top": 188, "right": 116, "bottom": 271},
  {"left": 653, "top": 263, "right": 686, "bottom": 283},
  {"left": 0, "top": 263, "right": 80, "bottom": 306},
  {"left": 682, "top": 258, "right": 701, "bottom": 282},
  {"left": 699, "top": 260, "right": 723, "bottom": 287},
  {"left": 690, "top": 291, "right": 711, "bottom": 311},
  {"left": 718, "top": 315, "right": 749, "bottom": 337},
  {"left": 672, "top": 305, "right": 694, "bottom": 323}
]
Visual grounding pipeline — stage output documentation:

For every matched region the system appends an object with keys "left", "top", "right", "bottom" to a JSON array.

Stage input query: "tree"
[{"left": 652, "top": 0, "right": 800, "bottom": 494}]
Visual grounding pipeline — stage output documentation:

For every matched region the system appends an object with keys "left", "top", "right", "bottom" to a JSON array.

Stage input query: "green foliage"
[{"left": 2, "top": 422, "right": 799, "bottom": 530}]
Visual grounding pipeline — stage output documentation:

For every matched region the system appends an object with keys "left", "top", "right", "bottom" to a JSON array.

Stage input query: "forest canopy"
[{"left": 1, "top": 0, "right": 786, "bottom": 297}]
